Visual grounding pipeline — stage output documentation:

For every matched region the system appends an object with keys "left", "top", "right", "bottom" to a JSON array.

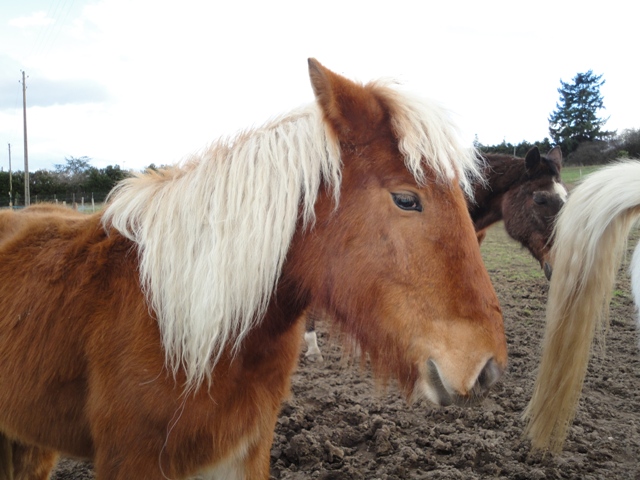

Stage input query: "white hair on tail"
[
  {"left": 102, "top": 84, "right": 480, "bottom": 390},
  {"left": 524, "top": 160, "right": 640, "bottom": 451}
]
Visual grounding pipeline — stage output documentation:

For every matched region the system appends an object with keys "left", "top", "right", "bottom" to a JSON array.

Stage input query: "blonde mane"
[{"left": 102, "top": 83, "right": 480, "bottom": 389}]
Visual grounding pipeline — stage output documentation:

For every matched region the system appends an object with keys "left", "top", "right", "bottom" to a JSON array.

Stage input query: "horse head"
[
  {"left": 502, "top": 146, "right": 567, "bottom": 279},
  {"left": 285, "top": 59, "right": 507, "bottom": 406}
]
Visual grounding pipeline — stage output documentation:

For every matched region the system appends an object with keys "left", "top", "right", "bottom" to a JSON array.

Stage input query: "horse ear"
[
  {"left": 524, "top": 147, "right": 541, "bottom": 171},
  {"left": 545, "top": 146, "right": 563, "bottom": 170},
  {"left": 307, "top": 58, "right": 384, "bottom": 141}
]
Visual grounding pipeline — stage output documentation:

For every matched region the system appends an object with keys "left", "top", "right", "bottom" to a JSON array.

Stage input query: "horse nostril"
[
  {"left": 427, "top": 359, "right": 453, "bottom": 406},
  {"left": 476, "top": 358, "right": 503, "bottom": 393}
]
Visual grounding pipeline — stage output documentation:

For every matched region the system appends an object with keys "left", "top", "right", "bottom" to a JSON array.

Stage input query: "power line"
[
  {"left": 26, "top": 0, "right": 76, "bottom": 63},
  {"left": 27, "top": 0, "right": 61, "bottom": 61},
  {"left": 42, "top": 0, "right": 76, "bottom": 60}
]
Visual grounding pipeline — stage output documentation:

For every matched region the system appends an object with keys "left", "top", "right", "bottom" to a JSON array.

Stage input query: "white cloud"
[{"left": 9, "top": 11, "right": 53, "bottom": 28}]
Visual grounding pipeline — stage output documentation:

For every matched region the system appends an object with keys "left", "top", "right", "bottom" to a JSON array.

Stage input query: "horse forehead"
[{"left": 344, "top": 149, "right": 414, "bottom": 184}]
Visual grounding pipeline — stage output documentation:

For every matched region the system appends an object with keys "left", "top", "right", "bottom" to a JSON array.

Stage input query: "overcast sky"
[{"left": 0, "top": 0, "right": 637, "bottom": 172}]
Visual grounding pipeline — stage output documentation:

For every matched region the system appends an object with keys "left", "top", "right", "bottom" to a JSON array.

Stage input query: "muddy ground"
[{"left": 52, "top": 225, "right": 640, "bottom": 479}]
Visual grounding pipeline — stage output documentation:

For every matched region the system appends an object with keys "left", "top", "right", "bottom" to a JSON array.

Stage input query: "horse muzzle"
[{"left": 421, "top": 357, "right": 504, "bottom": 407}]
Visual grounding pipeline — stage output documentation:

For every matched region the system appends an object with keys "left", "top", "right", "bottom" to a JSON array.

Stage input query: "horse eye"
[
  {"left": 392, "top": 193, "right": 423, "bottom": 212},
  {"left": 533, "top": 192, "right": 548, "bottom": 205}
]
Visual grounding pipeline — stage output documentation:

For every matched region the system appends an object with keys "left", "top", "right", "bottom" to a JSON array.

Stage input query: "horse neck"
[{"left": 469, "top": 155, "right": 526, "bottom": 230}]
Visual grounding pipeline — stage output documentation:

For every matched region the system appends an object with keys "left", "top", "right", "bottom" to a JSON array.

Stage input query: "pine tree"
[{"left": 548, "top": 70, "right": 613, "bottom": 154}]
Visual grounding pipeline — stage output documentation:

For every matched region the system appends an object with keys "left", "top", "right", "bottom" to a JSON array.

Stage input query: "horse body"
[
  {"left": 0, "top": 210, "right": 300, "bottom": 478},
  {"left": 524, "top": 160, "right": 640, "bottom": 452},
  {"left": 0, "top": 59, "right": 506, "bottom": 479}
]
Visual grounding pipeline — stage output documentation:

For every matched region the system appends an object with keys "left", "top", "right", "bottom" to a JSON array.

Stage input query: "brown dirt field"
[{"left": 51, "top": 225, "right": 640, "bottom": 479}]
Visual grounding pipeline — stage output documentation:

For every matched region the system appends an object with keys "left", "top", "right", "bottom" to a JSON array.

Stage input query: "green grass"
[
  {"left": 479, "top": 224, "right": 545, "bottom": 282},
  {"left": 561, "top": 165, "right": 603, "bottom": 186}
]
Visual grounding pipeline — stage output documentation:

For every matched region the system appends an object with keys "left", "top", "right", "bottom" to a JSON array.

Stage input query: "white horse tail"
[{"left": 524, "top": 160, "right": 640, "bottom": 452}]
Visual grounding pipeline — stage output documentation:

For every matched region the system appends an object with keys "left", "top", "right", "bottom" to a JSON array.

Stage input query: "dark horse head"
[
  {"left": 500, "top": 147, "right": 566, "bottom": 279},
  {"left": 471, "top": 146, "right": 567, "bottom": 279}
]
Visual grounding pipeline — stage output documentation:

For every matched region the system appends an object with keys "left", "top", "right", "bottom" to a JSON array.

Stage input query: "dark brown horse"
[
  {"left": 472, "top": 146, "right": 566, "bottom": 278},
  {"left": 304, "top": 146, "right": 566, "bottom": 361},
  {"left": 0, "top": 59, "right": 506, "bottom": 479}
]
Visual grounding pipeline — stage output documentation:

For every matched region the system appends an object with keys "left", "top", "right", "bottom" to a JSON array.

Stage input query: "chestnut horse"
[
  {"left": 304, "top": 146, "right": 566, "bottom": 361},
  {"left": 524, "top": 160, "right": 640, "bottom": 452},
  {"left": 0, "top": 59, "right": 506, "bottom": 479}
]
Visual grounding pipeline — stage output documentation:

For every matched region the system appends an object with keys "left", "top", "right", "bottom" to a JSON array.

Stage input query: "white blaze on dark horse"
[
  {"left": 305, "top": 146, "right": 567, "bottom": 362},
  {"left": 525, "top": 160, "right": 640, "bottom": 453},
  {"left": 0, "top": 59, "right": 506, "bottom": 479}
]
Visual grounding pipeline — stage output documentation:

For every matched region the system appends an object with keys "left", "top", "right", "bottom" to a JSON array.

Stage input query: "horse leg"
[
  {"left": 93, "top": 446, "right": 164, "bottom": 480},
  {"left": 0, "top": 437, "right": 55, "bottom": 480},
  {"left": 243, "top": 433, "right": 273, "bottom": 480},
  {"left": 303, "top": 308, "right": 323, "bottom": 362},
  {"left": 12, "top": 443, "right": 58, "bottom": 480},
  {"left": 199, "top": 432, "right": 272, "bottom": 480},
  {"left": 0, "top": 433, "right": 13, "bottom": 480}
]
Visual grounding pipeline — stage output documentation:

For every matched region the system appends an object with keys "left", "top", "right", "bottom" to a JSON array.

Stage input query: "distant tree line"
[{"left": 0, "top": 156, "right": 129, "bottom": 207}]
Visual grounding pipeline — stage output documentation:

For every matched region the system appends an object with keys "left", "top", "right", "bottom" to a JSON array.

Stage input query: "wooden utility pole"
[
  {"left": 7, "top": 143, "right": 12, "bottom": 207},
  {"left": 21, "top": 70, "right": 30, "bottom": 206}
]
